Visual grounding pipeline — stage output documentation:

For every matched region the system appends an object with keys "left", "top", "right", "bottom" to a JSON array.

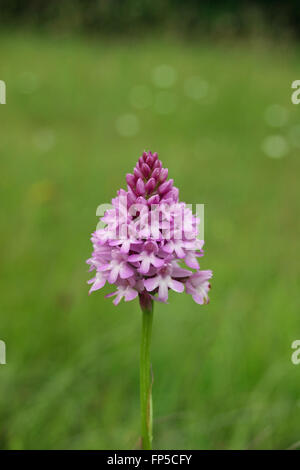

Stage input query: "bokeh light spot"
[
  {"left": 152, "top": 65, "right": 177, "bottom": 88},
  {"left": 33, "top": 129, "right": 56, "bottom": 152},
  {"left": 262, "top": 135, "right": 289, "bottom": 158}
]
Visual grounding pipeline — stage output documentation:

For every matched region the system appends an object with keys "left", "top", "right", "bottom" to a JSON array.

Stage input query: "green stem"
[{"left": 139, "top": 295, "right": 153, "bottom": 450}]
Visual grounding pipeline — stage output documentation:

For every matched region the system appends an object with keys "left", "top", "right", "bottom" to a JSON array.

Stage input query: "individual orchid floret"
[
  {"left": 99, "top": 249, "right": 134, "bottom": 284},
  {"left": 128, "top": 241, "right": 164, "bottom": 274},
  {"left": 185, "top": 270, "right": 213, "bottom": 305},
  {"left": 87, "top": 271, "right": 107, "bottom": 294},
  {"left": 106, "top": 279, "right": 143, "bottom": 306},
  {"left": 144, "top": 263, "right": 185, "bottom": 302}
]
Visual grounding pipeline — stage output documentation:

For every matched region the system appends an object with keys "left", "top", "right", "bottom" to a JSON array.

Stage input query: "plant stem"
[{"left": 139, "top": 293, "right": 153, "bottom": 450}]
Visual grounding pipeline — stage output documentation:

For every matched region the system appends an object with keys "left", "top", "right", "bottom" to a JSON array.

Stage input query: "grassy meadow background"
[{"left": 0, "top": 30, "right": 300, "bottom": 449}]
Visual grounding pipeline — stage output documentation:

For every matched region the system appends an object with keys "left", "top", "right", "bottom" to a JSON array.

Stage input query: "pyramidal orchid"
[{"left": 87, "top": 151, "right": 212, "bottom": 449}]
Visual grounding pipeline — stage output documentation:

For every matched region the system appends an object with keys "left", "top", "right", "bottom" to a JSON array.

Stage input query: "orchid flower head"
[{"left": 87, "top": 151, "right": 212, "bottom": 305}]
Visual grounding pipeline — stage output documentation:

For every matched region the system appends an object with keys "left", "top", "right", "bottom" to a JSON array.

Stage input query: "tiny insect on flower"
[{"left": 87, "top": 150, "right": 212, "bottom": 305}]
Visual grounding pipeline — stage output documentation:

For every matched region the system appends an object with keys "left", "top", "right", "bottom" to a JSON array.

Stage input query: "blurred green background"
[{"left": 1, "top": 2, "right": 300, "bottom": 450}]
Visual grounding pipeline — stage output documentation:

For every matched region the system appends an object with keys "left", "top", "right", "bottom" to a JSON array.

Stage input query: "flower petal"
[
  {"left": 124, "top": 288, "right": 138, "bottom": 302},
  {"left": 151, "top": 256, "right": 164, "bottom": 268},
  {"left": 144, "top": 276, "right": 159, "bottom": 292},
  {"left": 158, "top": 280, "right": 169, "bottom": 302},
  {"left": 108, "top": 266, "right": 119, "bottom": 283},
  {"left": 127, "top": 254, "right": 141, "bottom": 262},
  {"left": 192, "top": 293, "right": 205, "bottom": 305},
  {"left": 140, "top": 258, "right": 151, "bottom": 274},
  {"left": 169, "top": 279, "right": 184, "bottom": 293},
  {"left": 184, "top": 252, "right": 199, "bottom": 269},
  {"left": 119, "top": 263, "right": 134, "bottom": 279}
]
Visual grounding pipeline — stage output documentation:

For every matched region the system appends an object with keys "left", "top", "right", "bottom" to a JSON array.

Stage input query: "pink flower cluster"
[{"left": 87, "top": 151, "right": 212, "bottom": 305}]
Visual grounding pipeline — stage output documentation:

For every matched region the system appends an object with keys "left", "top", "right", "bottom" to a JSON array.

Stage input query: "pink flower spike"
[
  {"left": 87, "top": 150, "right": 213, "bottom": 454},
  {"left": 87, "top": 149, "right": 212, "bottom": 307}
]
